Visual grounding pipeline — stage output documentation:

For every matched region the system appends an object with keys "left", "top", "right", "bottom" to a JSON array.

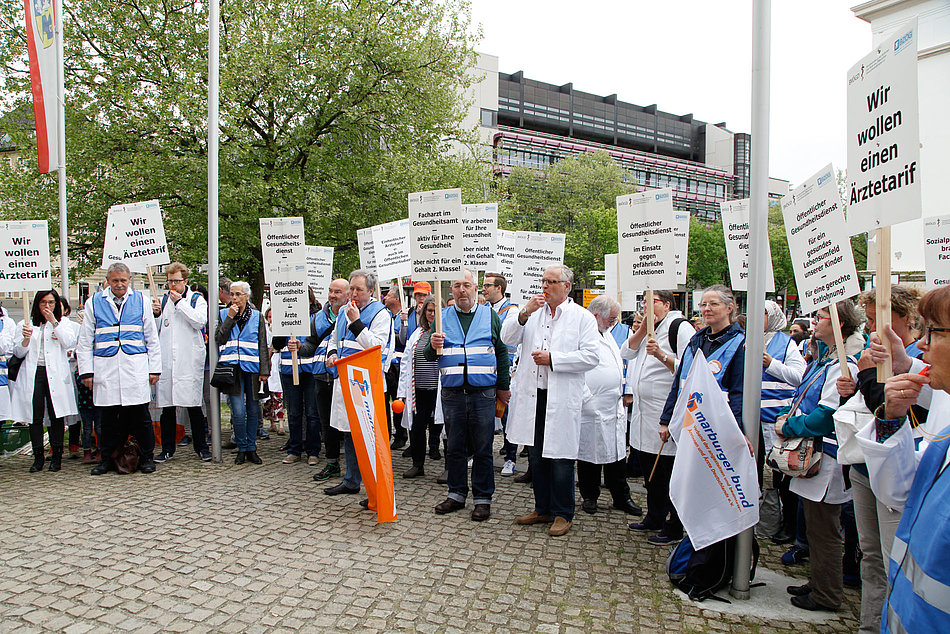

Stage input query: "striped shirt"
[{"left": 413, "top": 330, "right": 440, "bottom": 390}]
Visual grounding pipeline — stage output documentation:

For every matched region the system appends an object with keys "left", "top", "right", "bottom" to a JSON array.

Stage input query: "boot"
[
  {"left": 29, "top": 424, "right": 45, "bottom": 472},
  {"left": 48, "top": 450, "right": 62, "bottom": 472},
  {"left": 82, "top": 450, "right": 95, "bottom": 464}
]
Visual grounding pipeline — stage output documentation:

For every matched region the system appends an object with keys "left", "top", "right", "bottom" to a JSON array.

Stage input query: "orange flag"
[{"left": 335, "top": 345, "right": 396, "bottom": 522}]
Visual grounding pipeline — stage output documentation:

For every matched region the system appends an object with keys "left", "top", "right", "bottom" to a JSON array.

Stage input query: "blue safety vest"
[
  {"left": 883, "top": 428, "right": 950, "bottom": 633},
  {"left": 92, "top": 290, "right": 147, "bottom": 357},
  {"left": 679, "top": 328, "right": 745, "bottom": 391},
  {"left": 335, "top": 300, "right": 391, "bottom": 365},
  {"left": 218, "top": 308, "right": 262, "bottom": 373},
  {"left": 610, "top": 322, "right": 631, "bottom": 386},
  {"left": 390, "top": 311, "right": 404, "bottom": 367},
  {"left": 789, "top": 355, "right": 849, "bottom": 459},
  {"left": 407, "top": 309, "right": 418, "bottom": 337},
  {"left": 760, "top": 331, "right": 795, "bottom": 424},
  {"left": 279, "top": 334, "right": 316, "bottom": 375},
  {"left": 494, "top": 299, "right": 519, "bottom": 366},
  {"left": 0, "top": 319, "right": 8, "bottom": 386},
  {"left": 438, "top": 304, "right": 496, "bottom": 388},
  {"left": 312, "top": 307, "right": 337, "bottom": 377},
  {"left": 905, "top": 339, "right": 923, "bottom": 359}
]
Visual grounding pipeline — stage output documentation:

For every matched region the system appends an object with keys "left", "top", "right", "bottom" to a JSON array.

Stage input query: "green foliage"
[
  {"left": 768, "top": 201, "right": 796, "bottom": 294},
  {"left": 686, "top": 218, "right": 728, "bottom": 288}
]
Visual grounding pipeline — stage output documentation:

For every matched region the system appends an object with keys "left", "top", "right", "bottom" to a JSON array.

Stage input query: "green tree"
[{"left": 686, "top": 218, "right": 728, "bottom": 288}]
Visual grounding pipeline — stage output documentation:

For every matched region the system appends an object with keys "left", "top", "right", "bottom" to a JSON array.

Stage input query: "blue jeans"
[
  {"left": 500, "top": 407, "right": 517, "bottom": 462},
  {"left": 342, "top": 433, "right": 362, "bottom": 489},
  {"left": 280, "top": 372, "right": 321, "bottom": 457},
  {"left": 441, "top": 386, "right": 496, "bottom": 505},
  {"left": 229, "top": 371, "right": 260, "bottom": 451},
  {"left": 79, "top": 407, "right": 101, "bottom": 451},
  {"left": 528, "top": 389, "right": 575, "bottom": 521}
]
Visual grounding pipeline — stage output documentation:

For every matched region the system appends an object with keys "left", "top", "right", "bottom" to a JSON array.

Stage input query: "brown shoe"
[
  {"left": 471, "top": 504, "right": 491, "bottom": 521},
  {"left": 549, "top": 517, "right": 573, "bottom": 536},
  {"left": 434, "top": 498, "right": 465, "bottom": 514},
  {"left": 515, "top": 511, "right": 554, "bottom": 525}
]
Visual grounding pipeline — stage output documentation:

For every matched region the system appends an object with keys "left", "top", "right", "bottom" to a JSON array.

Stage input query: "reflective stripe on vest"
[
  {"left": 312, "top": 308, "right": 337, "bottom": 377},
  {"left": 494, "top": 300, "right": 519, "bottom": 365},
  {"left": 93, "top": 291, "right": 147, "bottom": 357},
  {"left": 335, "top": 300, "right": 390, "bottom": 365},
  {"left": 438, "top": 304, "right": 496, "bottom": 388},
  {"left": 218, "top": 308, "right": 261, "bottom": 373},
  {"left": 279, "top": 335, "right": 316, "bottom": 375},
  {"left": 760, "top": 331, "right": 795, "bottom": 424},
  {"left": 679, "top": 330, "right": 744, "bottom": 391}
]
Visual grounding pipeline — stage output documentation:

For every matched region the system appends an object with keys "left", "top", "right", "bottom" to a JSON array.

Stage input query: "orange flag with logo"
[{"left": 335, "top": 345, "right": 396, "bottom": 522}]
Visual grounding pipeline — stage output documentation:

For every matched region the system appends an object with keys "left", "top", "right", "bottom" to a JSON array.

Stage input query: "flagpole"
[
  {"left": 55, "top": 0, "right": 68, "bottom": 299},
  {"left": 207, "top": 0, "right": 222, "bottom": 462},
  {"left": 731, "top": 0, "right": 770, "bottom": 600}
]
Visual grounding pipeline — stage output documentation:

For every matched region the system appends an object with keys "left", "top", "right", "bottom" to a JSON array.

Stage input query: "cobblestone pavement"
[{"left": 0, "top": 433, "right": 860, "bottom": 633}]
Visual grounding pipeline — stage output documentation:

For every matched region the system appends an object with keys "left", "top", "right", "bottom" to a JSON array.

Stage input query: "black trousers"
[
  {"left": 638, "top": 449, "right": 682, "bottom": 537},
  {"left": 99, "top": 404, "right": 155, "bottom": 463},
  {"left": 385, "top": 365, "right": 405, "bottom": 441},
  {"left": 577, "top": 459, "right": 630, "bottom": 504},
  {"left": 409, "top": 388, "right": 438, "bottom": 466},
  {"left": 160, "top": 406, "right": 208, "bottom": 454},
  {"left": 31, "top": 366, "right": 65, "bottom": 455},
  {"left": 315, "top": 376, "right": 340, "bottom": 461}
]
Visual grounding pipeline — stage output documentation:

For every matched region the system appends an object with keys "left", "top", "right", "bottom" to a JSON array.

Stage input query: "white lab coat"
[
  {"left": 328, "top": 301, "right": 393, "bottom": 433},
  {"left": 620, "top": 310, "right": 693, "bottom": 456},
  {"left": 577, "top": 332, "right": 626, "bottom": 464},
  {"left": 0, "top": 314, "right": 17, "bottom": 420},
  {"left": 155, "top": 289, "right": 208, "bottom": 408},
  {"left": 10, "top": 318, "right": 79, "bottom": 423},
  {"left": 502, "top": 298, "right": 599, "bottom": 459},
  {"left": 77, "top": 288, "right": 163, "bottom": 407},
  {"left": 396, "top": 326, "right": 444, "bottom": 430}
]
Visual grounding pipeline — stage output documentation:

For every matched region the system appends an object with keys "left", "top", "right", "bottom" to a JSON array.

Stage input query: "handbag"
[
  {"left": 6, "top": 354, "right": 24, "bottom": 382},
  {"left": 765, "top": 365, "right": 828, "bottom": 478},
  {"left": 112, "top": 436, "right": 141, "bottom": 474},
  {"left": 210, "top": 362, "right": 237, "bottom": 390}
]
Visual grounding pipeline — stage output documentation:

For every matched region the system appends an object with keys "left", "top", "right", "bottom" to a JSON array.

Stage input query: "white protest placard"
[
  {"left": 781, "top": 165, "right": 861, "bottom": 314},
  {"left": 924, "top": 215, "right": 950, "bottom": 289},
  {"left": 605, "top": 254, "right": 637, "bottom": 311},
  {"left": 408, "top": 188, "right": 464, "bottom": 281},
  {"left": 461, "top": 203, "right": 498, "bottom": 271},
  {"left": 101, "top": 200, "right": 170, "bottom": 272},
  {"left": 720, "top": 199, "right": 776, "bottom": 293},
  {"left": 266, "top": 262, "right": 311, "bottom": 336},
  {"left": 510, "top": 231, "right": 566, "bottom": 305},
  {"left": 616, "top": 189, "right": 677, "bottom": 291},
  {"left": 259, "top": 217, "right": 306, "bottom": 277},
  {"left": 306, "top": 246, "right": 334, "bottom": 300},
  {"left": 846, "top": 19, "right": 921, "bottom": 235},
  {"left": 0, "top": 220, "right": 52, "bottom": 292},
  {"left": 372, "top": 219, "right": 412, "bottom": 280},
  {"left": 356, "top": 227, "right": 377, "bottom": 273},
  {"left": 494, "top": 229, "right": 516, "bottom": 282},
  {"left": 673, "top": 211, "right": 691, "bottom": 286}
]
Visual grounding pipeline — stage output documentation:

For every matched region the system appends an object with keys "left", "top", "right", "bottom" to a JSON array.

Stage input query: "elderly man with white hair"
[
  {"left": 576, "top": 295, "right": 643, "bottom": 516},
  {"left": 503, "top": 264, "right": 600, "bottom": 537}
]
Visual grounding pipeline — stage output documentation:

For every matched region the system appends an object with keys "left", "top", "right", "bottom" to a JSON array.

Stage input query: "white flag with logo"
[{"left": 668, "top": 350, "right": 759, "bottom": 550}]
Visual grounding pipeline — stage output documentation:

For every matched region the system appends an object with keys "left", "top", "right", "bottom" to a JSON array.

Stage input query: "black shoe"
[
  {"left": 786, "top": 583, "right": 812, "bottom": 597},
  {"left": 223, "top": 440, "right": 237, "bottom": 450},
  {"left": 47, "top": 457, "right": 62, "bottom": 472},
  {"left": 403, "top": 465, "right": 424, "bottom": 479},
  {"left": 629, "top": 520, "right": 662, "bottom": 532},
  {"left": 436, "top": 469, "right": 449, "bottom": 485},
  {"left": 647, "top": 532, "right": 682, "bottom": 546},
  {"left": 790, "top": 594, "right": 836, "bottom": 612},
  {"left": 391, "top": 437, "right": 406, "bottom": 450},
  {"left": 359, "top": 499, "right": 370, "bottom": 510},
  {"left": 471, "top": 504, "right": 490, "bottom": 521},
  {"left": 324, "top": 483, "right": 360, "bottom": 496},
  {"left": 771, "top": 528, "right": 794, "bottom": 545},
  {"left": 139, "top": 458, "right": 156, "bottom": 474},
  {"left": 498, "top": 447, "right": 506, "bottom": 456},
  {"left": 90, "top": 462, "right": 112, "bottom": 476},
  {"left": 29, "top": 458, "right": 44, "bottom": 473},
  {"left": 434, "top": 498, "right": 465, "bottom": 514},
  {"left": 313, "top": 462, "right": 341, "bottom": 482},
  {"left": 513, "top": 470, "right": 532, "bottom": 484},
  {"left": 401, "top": 446, "right": 412, "bottom": 458},
  {"left": 177, "top": 435, "right": 192, "bottom": 447},
  {"left": 234, "top": 451, "right": 246, "bottom": 465},
  {"left": 247, "top": 451, "right": 262, "bottom": 465},
  {"left": 612, "top": 498, "right": 643, "bottom": 516},
  {"left": 520, "top": 447, "right": 529, "bottom": 457},
  {"left": 582, "top": 499, "right": 598, "bottom": 514},
  {"left": 429, "top": 446, "right": 441, "bottom": 460}
]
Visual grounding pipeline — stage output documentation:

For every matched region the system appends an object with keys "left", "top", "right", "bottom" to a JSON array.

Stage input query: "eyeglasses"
[
  {"left": 922, "top": 325, "right": 950, "bottom": 345},
  {"left": 482, "top": 282, "right": 498, "bottom": 287},
  {"left": 699, "top": 301, "right": 724, "bottom": 309},
  {"left": 540, "top": 279, "right": 566, "bottom": 285},
  {"left": 166, "top": 278, "right": 185, "bottom": 287},
  {"left": 813, "top": 313, "right": 828, "bottom": 323}
]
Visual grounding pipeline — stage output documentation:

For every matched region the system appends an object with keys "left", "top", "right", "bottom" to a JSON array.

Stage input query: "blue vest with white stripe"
[
  {"left": 679, "top": 328, "right": 744, "bottom": 391},
  {"left": 92, "top": 290, "right": 147, "bottom": 357},
  {"left": 883, "top": 428, "right": 950, "bottom": 633},
  {"left": 439, "top": 304, "right": 497, "bottom": 388},
  {"left": 218, "top": 308, "right": 261, "bottom": 373},
  {"left": 279, "top": 335, "right": 315, "bottom": 375},
  {"left": 790, "top": 356, "right": 842, "bottom": 458},
  {"left": 610, "top": 322, "right": 631, "bottom": 387},
  {"left": 335, "top": 300, "right": 390, "bottom": 364},
  {"left": 760, "top": 331, "right": 795, "bottom": 424},
  {"left": 390, "top": 312, "right": 404, "bottom": 367},
  {"left": 407, "top": 309, "right": 418, "bottom": 337},
  {"left": 0, "top": 319, "right": 8, "bottom": 386},
  {"left": 494, "top": 299, "right": 519, "bottom": 365},
  {"left": 312, "top": 308, "right": 337, "bottom": 377}
]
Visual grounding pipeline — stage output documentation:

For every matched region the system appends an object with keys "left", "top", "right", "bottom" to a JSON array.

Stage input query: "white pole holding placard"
[{"left": 875, "top": 227, "right": 893, "bottom": 381}]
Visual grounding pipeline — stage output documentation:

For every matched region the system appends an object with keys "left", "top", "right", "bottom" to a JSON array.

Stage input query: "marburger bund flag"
[{"left": 669, "top": 350, "right": 759, "bottom": 550}]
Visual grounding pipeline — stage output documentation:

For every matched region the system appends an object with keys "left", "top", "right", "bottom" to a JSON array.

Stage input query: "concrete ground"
[{"left": 0, "top": 432, "right": 861, "bottom": 632}]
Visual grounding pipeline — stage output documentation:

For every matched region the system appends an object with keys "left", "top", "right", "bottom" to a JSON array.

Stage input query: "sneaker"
[
  {"left": 258, "top": 430, "right": 270, "bottom": 440},
  {"left": 177, "top": 435, "right": 192, "bottom": 447},
  {"left": 308, "top": 455, "right": 319, "bottom": 467},
  {"left": 154, "top": 452, "right": 173, "bottom": 463},
  {"left": 501, "top": 460, "right": 516, "bottom": 476},
  {"left": 198, "top": 449, "right": 212, "bottom": 462},
  {"left": 520, "top": 447, "right": 529, "bottom": 457},
  {"left": 647, "top": 532, "right": 682, "bottom": 546},
  {"left": 282, "top": 454, "right": 301, "bottom": 464},
  {"left": 781, "top": 545, "right": 810, "bottom": 565},
  {"left": 313, "top": 462, "right": 341, "bottom": 482}
]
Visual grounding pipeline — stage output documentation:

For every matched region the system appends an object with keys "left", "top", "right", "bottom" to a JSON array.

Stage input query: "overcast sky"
[{"left": 468, "top": 0, "right": 872, "bottom": 187}]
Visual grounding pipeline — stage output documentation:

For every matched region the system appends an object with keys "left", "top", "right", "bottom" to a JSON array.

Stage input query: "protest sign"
[
  {"left": 259, "top": 216, "right": 305, "bottom": 275},
  {"left": 673, "top": 211, "right": 690, "bottom": 286},
  {"left": 408, "top": 188, "right": 464, "bottom": 281},
  {"left": 781, "top": 165, "right": 861, "bottom": 314},
  {"left": 306, "top": 246, "right": 334, "bottom": 300},
  {"left": 372, "top": 219, "right": 412, "bottom": 280},
  {"left": 509, "top": 231, "right": 566, "bottom": 305},
  {"left": 616, "top": 189, "right": 677, "bottom": 292},
  {"left": 604, "top": 254, "right": 637, "bottom": 311},
  {"left": 357, "top": 227, "right": 377, "bottom": 273},
  {"left": 102, "top": 200, "right": 170, "bottom": 272},
  {"left": 924, "top": 215, "right": 950, "bottom": 289},
  {"left": 494, "top": 229, "right": 516, "bottom": 282},
  {"left": 846, "top": 19, "right": 921, "bottom": 235},
  {"left": 461, "top": 203, "right": 498, "bottom": 271},
  {"left": 720, "top": 199, "right": 776, "bottom": 293},
  {"left": 0, "top": 220, "right": 52, "bottom": 292},
  {"left": 266, "top": 262, "right": 311, "bottom": 337}
]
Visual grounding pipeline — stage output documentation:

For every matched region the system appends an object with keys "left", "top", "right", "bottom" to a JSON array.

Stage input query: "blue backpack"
[{"left": 666, "top": 535, "right": 760, "bottom": 602}]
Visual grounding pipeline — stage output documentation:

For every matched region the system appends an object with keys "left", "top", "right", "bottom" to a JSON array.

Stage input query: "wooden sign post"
[{"left": 875, "top": 227, "right": 893, "bottom": 381}]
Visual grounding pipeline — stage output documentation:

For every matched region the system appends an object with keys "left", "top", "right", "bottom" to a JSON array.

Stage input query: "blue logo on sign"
[
  {"left": 817, "top": 172, "right": 832, "bottom": 186},
  {"left": 894, "top": 29, "right": 913, "bottom": 53}
]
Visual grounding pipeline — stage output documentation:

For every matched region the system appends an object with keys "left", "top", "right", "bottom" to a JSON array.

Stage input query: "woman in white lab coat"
[{"left": 11, "top": 290, "right": 79, "bottom": 472}]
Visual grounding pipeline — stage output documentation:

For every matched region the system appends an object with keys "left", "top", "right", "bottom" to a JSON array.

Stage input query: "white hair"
[{"left": 231, "top": 281, "right": 252, "bottom": 299}]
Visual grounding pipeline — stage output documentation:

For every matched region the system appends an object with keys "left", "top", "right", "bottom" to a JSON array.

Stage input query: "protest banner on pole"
[
  {"left": 923, "top": 215, "right": 950, "bottom": 289},
  {"left": 372, "top": 219, "right": 412, "bottom": 307},
  {"left": 357, "top": 227, "right": 377, "bottom": 273},
  {"left": 266, "top": 261, "right": 311, "bottom": 384},
  {"left": 494, "top": 229, "right": 516, "bottom": 284},
  {"left": 102, "top": 200, "right": 170, "bottom": 274},
  {"left": 409, "top": 188, "right": 464, "bottom": 338},
  {"left": 461, "top": 203, "right": 498, "bottom": 272},
  {"left": 305, "top": 245, "right": 334, "bottom": 301},
  {"left": 510, "top": 231, "right": 566, "bottom": 306},
  {"left": 260, "top": 217, "right": 306, "bottom": 382},
  {"left": 673, "top": 211, "right": 691, "bottom": 287},
  {"left": 720, "top": 199, "right": 776, "bottom": 293},
  {"left": 0, "top": 221, "right": 53, "bottom": 293}
]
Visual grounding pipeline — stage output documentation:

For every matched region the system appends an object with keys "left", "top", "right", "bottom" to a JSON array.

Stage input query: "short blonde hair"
[{"left": 166, "top": 262, "right": 189, "bottom": 279}]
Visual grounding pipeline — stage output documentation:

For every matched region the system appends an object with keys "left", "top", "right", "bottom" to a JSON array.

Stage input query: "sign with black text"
[
  {"left": 461, "top": 203, "right": 498, "bottom": 270},
  {"left": 266, "top": 262, "right": 311, "bottom": 337},
  {"left": 0, "top": 221, "right": 52, "bottom": 292},
  {"left": 102, "top": 200, "right": 170, "bottom": 271},
  {"left": 306, "top": 246, "right": 334, "bottom": 300},
  {"left": 924, "top": 215, "right": 950, "bottom": 289},
  {"left": 673, "top": 211, "right": 690, "bottom": 286},
  {"left": 372, "top": 219, "right": 412, "bottom": 280},
  {"left": 616, "top": 189, "right": 677, "bottom": 291},
  {"left": 720, "top": 199, "right": 776, "bottom": 293},
  {"left": 509, "top": 231, "right": 566, "bottom": 305},
  {"left": 408, "top": 188, "right": 464, "bottom": 280},
  {"left": 260, "top": 216, "right": 306, "bottom": 277},
  {"left": 357, "top": 227, "right": 377, "bottom": 273}
]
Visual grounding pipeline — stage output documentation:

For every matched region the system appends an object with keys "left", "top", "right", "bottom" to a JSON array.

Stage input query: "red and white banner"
[{"left": 24, "top": 0, "right": 58, "bottom": 174}]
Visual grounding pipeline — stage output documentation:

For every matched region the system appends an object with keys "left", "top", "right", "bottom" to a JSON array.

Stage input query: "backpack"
[
  {"left": 666, "top": 534, "right": 760, "bottom": 602},
  {"left": 668, "top": 317, "right": 691, "bottom": 356}
]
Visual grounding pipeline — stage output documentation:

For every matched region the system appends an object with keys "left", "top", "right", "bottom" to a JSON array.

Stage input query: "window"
[{"left": 480, "top": 109, "right": 497, "bottom": 128}]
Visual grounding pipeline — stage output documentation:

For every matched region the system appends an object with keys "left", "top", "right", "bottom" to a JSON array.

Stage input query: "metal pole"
[
  {"left": 731, "top": 0, "right": 770, "bottom": 600},
  {"left": 207, "top": 0, "right": 222, "bottom": 462},
  {"left": 55, "top": 0, "right": 68, "bottom": 299}
]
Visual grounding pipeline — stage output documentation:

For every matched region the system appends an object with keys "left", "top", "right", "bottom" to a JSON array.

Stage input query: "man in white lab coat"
[
  {"left": 503, "top": 264, "right": 599, "bottom": 537},
  {"left": 78, "top": 262, "right": 162, "bottom": 475}
]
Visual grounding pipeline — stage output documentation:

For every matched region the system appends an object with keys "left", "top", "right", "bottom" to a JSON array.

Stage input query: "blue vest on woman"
[
  {"left": 218, "top": 308, "right": 261, "bottom": 373},
  {"left": 438, "top": 304, "right": 496, "bottom": 388},
  {"left": 760, "top": 331, "right": 796, "bottom": 424},
  {"left": 789, "top": 356, "right": 843, "bottom": 458},
  {"left": 679, "top": 328, "right": 745, "bottom": 391},
  {"left": 92, "top": 290, "right": 147, "bottom": 357}
]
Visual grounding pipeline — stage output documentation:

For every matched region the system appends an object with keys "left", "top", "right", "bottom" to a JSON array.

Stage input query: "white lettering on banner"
[
  {"left": 461, "top": 203, "right": 498, "bottom": 270},
  {"left": 408, "top": 189, "right": 464, "bottom": 281},
  {"left": 924, "top": 215, "right": 950, "bottom": 289},
  {"left": 616, "top": 189, "right": 677, "bottom": 291},
  {"left": 719, "top": 199, "right": 776, "bottom": 293},
  {"left": 101, "top": 200, "right": 171, "bottom": 272},
  {"left": 0, "top": 221, "right": 52, "bottom": 292}
]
